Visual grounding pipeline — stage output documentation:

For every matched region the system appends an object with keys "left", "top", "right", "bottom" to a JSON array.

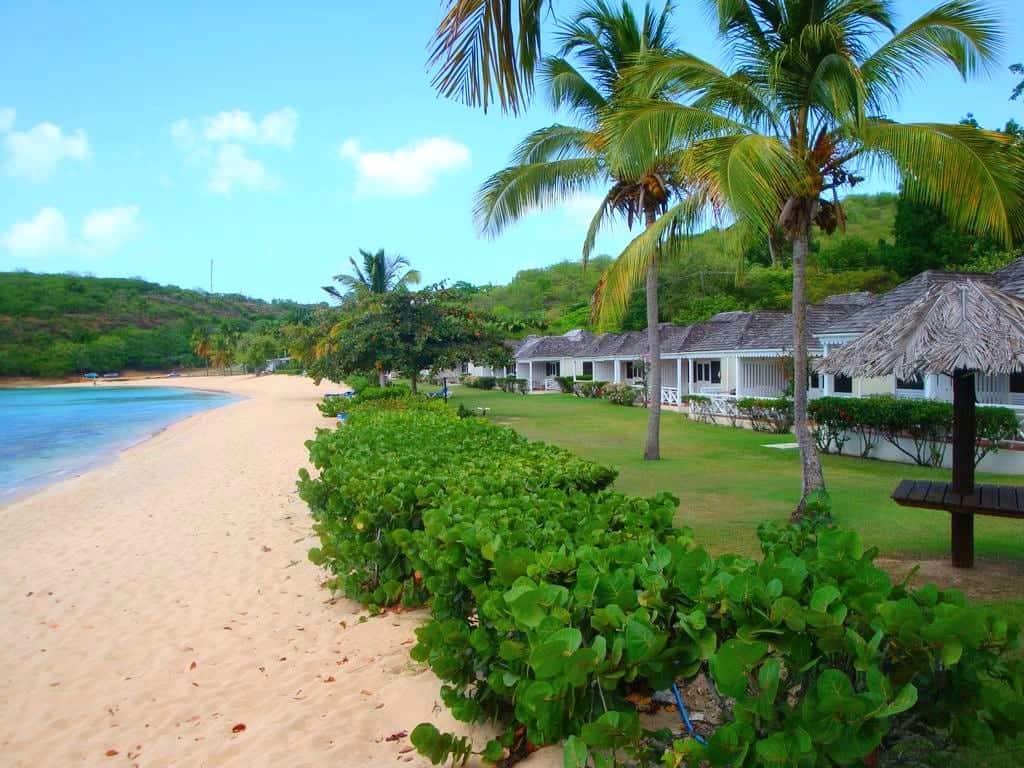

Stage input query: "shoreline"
[
  {"left": 0, "top": 374, "right": 536, "bottom": 768},
  {"left": 0, "top": 383, "right": 242, "bottom": 509}
]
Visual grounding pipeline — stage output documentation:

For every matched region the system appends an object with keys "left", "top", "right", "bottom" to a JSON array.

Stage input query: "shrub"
[
  {"left": 575, "top": 374, "right": 593, "bottom": 381},
  {"left": 603, "top": 383, "right": 640, "bottom": 406},
  {"left": 809, "top": 396, "right": 1020, "bottom": 467},
  {"left": 302, "top": 400, "right": 1024, "bottom": 768},
  {"left": 737, "top": 397, "right": 793, "bottom": 433},
  {"left": 499, "top": 376, "right": 529, "bottom": 393},
  {"left": 574, "top": 380, "right": 608, "bottom": 398},
  {"left": 344, "top": 373, "right": 375, "bottom": 394},
  {"left": 463, "top": 375, "right": 497, "bottom": 390},
  {"left": 299, "top": 402, "right": 617, "bottom": 609},
  {"left": 317, "top": 395, "right": 350, "bottom": 417},
  {"left": 554, "top": 375, "right": 575, "bottom": 393}
]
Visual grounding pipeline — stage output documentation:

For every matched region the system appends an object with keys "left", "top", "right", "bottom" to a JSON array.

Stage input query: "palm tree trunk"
[
  {"left": 791, "top": 223, "right": 826, "bottom": 518},
  {"left": 410, "top": 373, "right": 418, "bottom": 394},
  {"left": 644, "top": 210, "right": 661, "bottom": 461}
]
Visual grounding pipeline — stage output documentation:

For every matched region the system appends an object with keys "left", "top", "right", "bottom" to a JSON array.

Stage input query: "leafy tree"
[
  {"left": 475, "top": 0, "right": 683, "bottom": 460},
  {"left": 604, "top": 0, "right": 1024, "bottom": 514},
  {"left": 322, "top": 249, "right": 421, "bottom": 302},
  {"left": 237, "top": 331, "right": 283, "bottom": 372},
  {"left": 309, "top": 286, "right": 510, "bottom": 392}
]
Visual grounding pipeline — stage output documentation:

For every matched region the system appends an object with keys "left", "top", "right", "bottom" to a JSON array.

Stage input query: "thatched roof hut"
[
  {"left": 816, "top": 280, "right": 1024, "bottom": 379},
  {"left": 816, "top": 279, "right": 1024, "bottom": 569}
]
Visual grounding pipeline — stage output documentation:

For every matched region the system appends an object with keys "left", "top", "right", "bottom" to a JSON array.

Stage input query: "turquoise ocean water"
[{"left": 0, "top": 386, "right": 237, "bottom": 504}]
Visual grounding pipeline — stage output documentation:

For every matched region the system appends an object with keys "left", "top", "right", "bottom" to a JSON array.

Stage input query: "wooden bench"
[{"left": 891, "top": 479, "right": 1024, "bottom": 567}]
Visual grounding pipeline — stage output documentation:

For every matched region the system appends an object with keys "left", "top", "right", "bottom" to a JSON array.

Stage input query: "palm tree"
[
  {"left": 210, "top": 332, "right": 236, "bottom": 373},
  {"left": 190, "top": 327, "right": 212, "bottom": 375},
  {"left": 475, "top": 0, "right": 683, "bottom": 460},
  {"left": 601, "top": 0, "right": 1024, "bottom": 515},
  {"left": 322, "top": 249, "right": 421, "bottom": 301}
]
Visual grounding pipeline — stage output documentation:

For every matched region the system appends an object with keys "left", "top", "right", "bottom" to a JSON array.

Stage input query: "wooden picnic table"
[{"left": 891, "top": 479, "right": 1024, "bottom": 568}]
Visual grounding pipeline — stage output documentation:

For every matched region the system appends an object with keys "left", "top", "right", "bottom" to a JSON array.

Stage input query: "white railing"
[{"left": 661, "top": 386, "right": 680, "bottom": 406}]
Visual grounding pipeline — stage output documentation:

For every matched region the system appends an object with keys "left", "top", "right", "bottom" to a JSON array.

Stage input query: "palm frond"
[
  {"left": 541, "top": 56, "right": 607, "bottom": 122},
  {"left": 581, "top": 188, "right": 616, "bottom": 265},
  {"left": 428, "top": 0, "right": 545, "bottom": 115},
  {"left": 601, "top": 98, "right": 751, "bottom": 178},
  {"left": 857, "top": 120, "right": 1024, "bottom": 246},
  {"left": 687, "top": 133, "right": 802, "bottom": 236},
  {"left": 474, "top": 157, "right": 606, "bottom": 236},
  {"left": 511, "top": 124, "right": 599, "bottom": 164},
  {"left": 861, "top": 0, "right": 1004, "bottom": 111},
  {"left": 592, "top": 193, "right": 709, "bottom": 328}
]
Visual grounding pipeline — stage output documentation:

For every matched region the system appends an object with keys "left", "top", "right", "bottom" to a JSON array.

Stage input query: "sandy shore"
[{"left": 0, "top": 375, "right": 536, "bottom": 767}]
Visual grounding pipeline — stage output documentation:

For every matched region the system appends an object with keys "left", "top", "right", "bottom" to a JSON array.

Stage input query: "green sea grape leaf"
[
  {"left": 530, "top": 628, "right": 583, "bottom": 679},
  {"left": 710, "top": 639, "right": 769, "bottom": 698}
]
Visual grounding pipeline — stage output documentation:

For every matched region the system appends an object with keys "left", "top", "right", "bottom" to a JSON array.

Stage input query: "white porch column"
[
  {"left": 614, "top": 360, "right": 621, "bottom": 384},
  {"left": 528, "top": 361, "right": 533, "bottom": 391},
  {"left": 572, "top": 358, "right": 578, "bottom": 377},
  {"left": 924, "top": 374, "right": 935, "bottom": 399},
  {"left": 823, "top": 374, "right": 834, "bottom": 396},
  {"left": 676, "top": 358, "right": 682, "bottom": 392},
  {"left": 688, "top": 358, "right": 694, "bottom": 394},
  {"left": 735, "top": 357, "right": 743, "bottom": 397}
]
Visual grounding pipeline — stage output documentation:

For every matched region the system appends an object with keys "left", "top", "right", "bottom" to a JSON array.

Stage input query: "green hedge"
[
  {"left": 809, "top": 396, "right": 1021, "bottom": 466},
  {"left": 498, "top": 375, "right": 529, "bottom": 393},
  {"left": 463, "top": 375, "right": 497, "bottom": 389},
  {"left": 301, "top": 399, "right": 1024, "bottom": 767}
]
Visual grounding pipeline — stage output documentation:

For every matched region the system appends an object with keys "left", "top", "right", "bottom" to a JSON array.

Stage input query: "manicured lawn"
[{"left": 449, "top": 388, "right": 1024, "bottom": 565}]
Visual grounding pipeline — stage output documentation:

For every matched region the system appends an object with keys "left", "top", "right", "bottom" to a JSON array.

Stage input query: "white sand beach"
[{"left": 0, "top": 375, "right": 550, "bottom": 767}]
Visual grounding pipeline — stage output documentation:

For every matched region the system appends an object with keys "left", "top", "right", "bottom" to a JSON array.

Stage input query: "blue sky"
[{"left": 1, "top": 1, "right": 1022, "bottom": 303}]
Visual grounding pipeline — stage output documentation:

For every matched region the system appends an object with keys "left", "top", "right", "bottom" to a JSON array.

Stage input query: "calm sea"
[{"left": 0, "top": 386, "right": 237, "bottom": 504}]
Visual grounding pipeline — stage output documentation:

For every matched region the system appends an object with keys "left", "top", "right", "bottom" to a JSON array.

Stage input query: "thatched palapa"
[{"left": 816, "top": 280, "right": 1024, "bottom": 379}]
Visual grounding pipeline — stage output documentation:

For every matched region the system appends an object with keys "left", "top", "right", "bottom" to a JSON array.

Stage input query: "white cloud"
[
  {"left": 170, "top": 107, "right": 295, "bottom": 194},
  {"left": 1, "top": 110, "right": 91, "bottom": 182},
  {"left": 338, "top": 136, "right": 470, "bottom": 197},
  {"left": 203, "top": 107, "right": 297, "bottom": 147},
  {"left": 208, "top": 144, "right": 278, "bottom": 196},
  {"left": 81, "top": 205, "right": 141, "bottom": 251},
  {"left": 1, "top": 207, "right": 70, "bottom": 255},
  {"left": 1, "top": 205, "right": 141, "bottom": 258}
]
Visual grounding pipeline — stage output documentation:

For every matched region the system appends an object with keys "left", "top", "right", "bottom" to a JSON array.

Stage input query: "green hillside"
[
  {"left": 471, "top": 193, "right": 903, "bottom": 334},
  {"left": 0, "top": 272, "right": 312, "bottom": 377}
]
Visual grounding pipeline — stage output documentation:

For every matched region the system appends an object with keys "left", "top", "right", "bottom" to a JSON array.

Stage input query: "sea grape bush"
[
  {"left": 301, "top": 398, "right": 1024, "bottom": 767},
  {"left": 299, "top": 405, "right": 616, "bottom": 608},
  {"left": 809, "top": 396, "right": 1021, "bottom": 466}
]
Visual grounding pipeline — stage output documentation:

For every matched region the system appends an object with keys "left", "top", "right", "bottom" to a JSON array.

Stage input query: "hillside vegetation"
[
  {"left": 471, "top": 192, "right": 1017, "bottom": 335},
  {"left": 0, "top": 272, "right": 310, "bottom": 377}
]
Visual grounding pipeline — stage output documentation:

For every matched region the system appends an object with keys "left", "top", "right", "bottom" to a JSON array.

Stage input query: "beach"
[{"left": 0, "top": 375, "right": 534, "bottom": 767}]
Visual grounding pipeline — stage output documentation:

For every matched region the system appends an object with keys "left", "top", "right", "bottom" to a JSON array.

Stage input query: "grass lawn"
[{"left": 448, "top": 389, "right": 1024, "bottom": 568}]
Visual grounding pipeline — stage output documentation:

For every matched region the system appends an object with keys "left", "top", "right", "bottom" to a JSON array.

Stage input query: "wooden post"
[{"left": 951, "top": 368, "right": 976, "bottom": 568}]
